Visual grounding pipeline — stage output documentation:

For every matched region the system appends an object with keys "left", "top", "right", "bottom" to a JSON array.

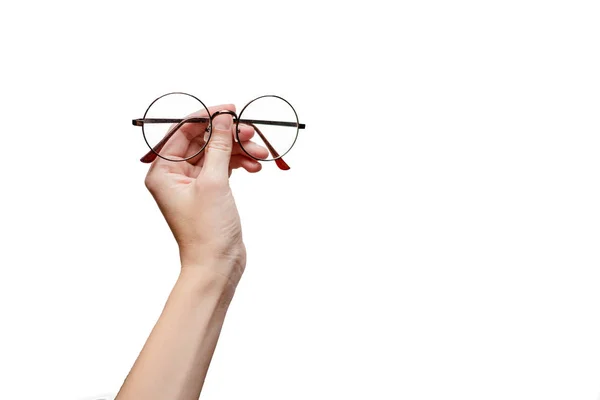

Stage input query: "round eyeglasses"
[{"left": 132, "top": 92, "right": 306, "bottom": 171}]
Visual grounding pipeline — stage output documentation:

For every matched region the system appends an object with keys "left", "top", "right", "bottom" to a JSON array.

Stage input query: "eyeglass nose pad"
[{"left": 203, "top": 124, "right": 211, "bottom": 142}]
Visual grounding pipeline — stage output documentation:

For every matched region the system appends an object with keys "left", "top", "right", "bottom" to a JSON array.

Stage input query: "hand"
[{"left": 143, "top": 104, "right": 268, "bottom": 285}]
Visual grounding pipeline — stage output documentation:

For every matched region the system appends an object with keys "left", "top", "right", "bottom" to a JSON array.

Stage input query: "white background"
[{"left": 0, "top": 1, "right": 599, "bottom": 399}]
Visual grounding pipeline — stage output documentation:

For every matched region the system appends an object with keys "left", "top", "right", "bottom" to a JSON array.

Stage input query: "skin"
[{"left": 115, "top": 104, "right": 267, "bottom": 400}]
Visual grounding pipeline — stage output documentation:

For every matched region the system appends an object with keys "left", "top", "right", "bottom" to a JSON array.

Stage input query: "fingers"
[
  {"left": 232, "top": 141, "right": 268, "bottom": 159},
  {"left": 160, "top": 119, "right": 208, "bottom": 159},
  {"left": 171, "top": 104, "right": 236, "bottom": 159},
  {"left": 236, "top": 124, "right": 255, "bottom": 142},
  {"left": 189, "top": 150, "right": 264, "bottom": 170},
  {"left": 140, "top": 120, "right": 204, "bottom": 163},
  {"left": 192, "top": 133, "right": 267, "bottom": 163},
  {"left": 228, "top": 155, "right": 262, "bottom": 177},
  {"left": 143, "top": 103, "right": 271, "bottom": 180},
  {"left": 191, "top": 140, "right": 267, "bottom": 167},
  {"left": 143, "top": 104, "right": 235, "bottom": 164},
  {"left": 201, "top": 113, "right": 233, "bottom": 180}
]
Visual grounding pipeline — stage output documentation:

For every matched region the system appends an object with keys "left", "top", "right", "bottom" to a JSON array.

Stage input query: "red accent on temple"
[
  {"left": 140, "top": 149, "right": 158, "bottom": 163},
  {"left": 251, "top": 124, "right": 290, "bottom": 171},
  {"left": 275, "top": 158, "right": 290, "bottom": 170}
]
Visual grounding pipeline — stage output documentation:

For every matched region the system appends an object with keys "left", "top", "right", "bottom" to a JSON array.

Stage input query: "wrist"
[
  {"left": 179, "top": 259, "right": 244, "bottom": 292},
  {"left": 174, "top": 267, "right": 239, "bottom": 312},
  {"left": 178, "top": 245, "right": 246, "bottom": 286}
]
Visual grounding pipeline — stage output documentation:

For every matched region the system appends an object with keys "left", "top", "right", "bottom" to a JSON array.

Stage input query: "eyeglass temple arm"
[
  {"left": 246, "top": 123, "right": 290, "bottom": 170},
  {"left": 133, "top": 118, "right": 305, "bottom": 129},
  {"left": 239, "top": 119, "right": 306, "bottom": 130}
]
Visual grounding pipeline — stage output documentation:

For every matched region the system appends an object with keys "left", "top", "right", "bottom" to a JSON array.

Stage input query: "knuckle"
[
  {"left": 144, "top": 171, "right": 160, "bottom": 192},
  {"left": 144, "top": 175, "right": 156, "bottom": 192}
]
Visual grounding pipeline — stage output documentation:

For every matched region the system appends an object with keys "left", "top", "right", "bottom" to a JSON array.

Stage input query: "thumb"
[{"left": 202, "top": 113, "right": 233, "bottom": 180}]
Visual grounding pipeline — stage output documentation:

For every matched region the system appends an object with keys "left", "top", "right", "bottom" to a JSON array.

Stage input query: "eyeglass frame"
[{"left": 132, "top": 92, "right": 306, "bottom": 170}]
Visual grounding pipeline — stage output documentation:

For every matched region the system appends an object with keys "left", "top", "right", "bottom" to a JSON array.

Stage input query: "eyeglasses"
[{"left": 132, "top": 92, "right": 306, "bottom": 170}]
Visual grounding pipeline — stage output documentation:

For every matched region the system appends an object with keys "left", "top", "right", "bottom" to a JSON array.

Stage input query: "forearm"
[{"left": 116, "top": 266, "right": 237, "bottom": 400}]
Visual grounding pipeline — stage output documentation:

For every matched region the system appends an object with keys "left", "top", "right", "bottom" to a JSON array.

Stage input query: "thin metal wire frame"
[
  {"left": 133, "top": 117, "right": 305, "bottom": 129},
  {"left": 132, "top": 93, "right": 306, "bottom": 170}
]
